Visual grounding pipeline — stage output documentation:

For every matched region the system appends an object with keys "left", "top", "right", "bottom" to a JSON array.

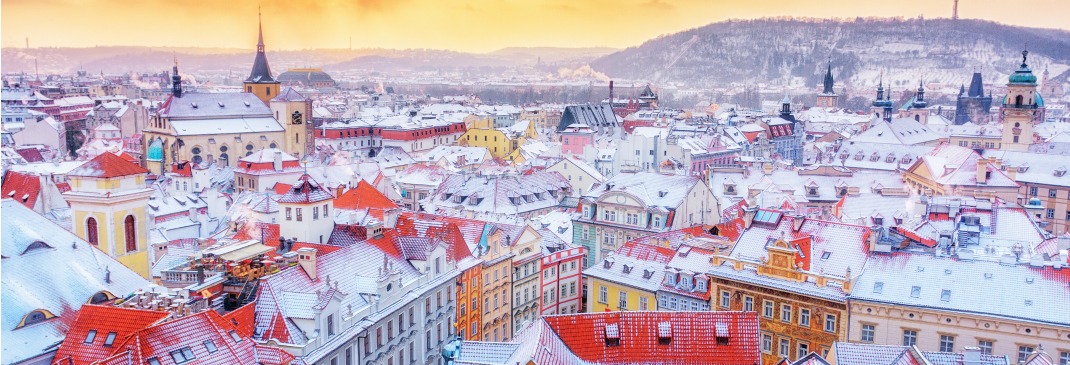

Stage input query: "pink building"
[
  {"left": 559, "top": 124, "right": 595, "bottom": 156},
  {"left": 539, "top": 246, "right": 586, "bottom": 316}
]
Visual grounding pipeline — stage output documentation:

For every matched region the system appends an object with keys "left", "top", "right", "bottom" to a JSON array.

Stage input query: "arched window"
[
  {"left": 89, "top": 291, "right": 112, "bottom": 304},
  {"left": 1015, "top": 95, "right": 1024, "bottom": 107},
  {"left": 124, "top": 215, "right": 137, "bottom": 253},
  {"left": 219, "top": 153, "right": 229, "bottom": 166},
  {"left": 87, "top": 217, "right": 99, "bottom": 245},
  {"left": 914, "top": 115, "right": 920, "bottom": 121},
  {"left": 19, "top": 309, "right": 54, "bottom": 328}
]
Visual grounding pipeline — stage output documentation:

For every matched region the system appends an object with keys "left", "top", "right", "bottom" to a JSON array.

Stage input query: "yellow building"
[
  {"left": 583, "top": 241, "right": 674, "bottom": 312},
  {"left": 63, "top": 152, "right": 154, "bottom": 278},
  {"left": 476, "top": 225, "right": 514, "bottom": 341},
  {"left": 1000, "top": 51, "right": 1044, "bottom": 152},
  {"left": 459, "top": 119, "right": 537, "bottom": 161}
]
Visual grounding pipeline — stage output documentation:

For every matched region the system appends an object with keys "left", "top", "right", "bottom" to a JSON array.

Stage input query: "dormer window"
[
  {"left": 885, "top": 153, "right": 896, "bottom": 163},
  {"left": 657, "top": 321, "right": 672, "bottom": 345},
  {"left": 869, "top": 152, "right": 880, "bottom": 162},
  {"left": 807, "top": 187, "right": 818, "bottom": 197},
  {"left": 604, "top": 324, "right": 620, "bottom": 346},
  {"left": 724, "top": 184, "right": 736, "bottom": 195}
]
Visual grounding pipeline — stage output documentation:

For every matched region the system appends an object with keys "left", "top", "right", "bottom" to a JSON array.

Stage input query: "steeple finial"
[
  {"left": 1021, "top": 49, "right": 1029, "bottom": 67},
  {"left": 257, "top": 4, "right": 265, "bottom": 52}
]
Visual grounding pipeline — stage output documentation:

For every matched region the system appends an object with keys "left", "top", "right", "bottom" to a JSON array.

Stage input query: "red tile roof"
[
  {"left": 118, "top": 152, "right": 140, "bottom": 165},
  {"left": 69, "top": 151, "right": 149, "bottom": 178},
  {"left": 272, "top": 182, "right": 292, "bottom": 195},
  {"left": 15, "top": 146, "right": 45, "bottom": 162},
  {"left": 540, "top": 311, "right": 760, "bottom": 364},
  {"left": 333, "top": 180, "right": 398, "bottom": 217},
  {"left": 616, "top": 241, "right": 676, "bottom": 264},
  {"left": 52, "top": 305, "right": 169, "bottom": 365},
  {"left": 2, "top": 171, "right": 41, "bottom": 209},
  {"left": 93, "top": 309, "right": 294, "bottom": 365},
  {"left": 276, "top": 174, "right": 333, "bottom": 204},
  {"left": 170, "top": 161, "right": 193, "bottom": 177}
]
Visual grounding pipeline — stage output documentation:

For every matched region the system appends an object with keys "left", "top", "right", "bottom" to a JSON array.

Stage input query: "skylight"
[
  {"left": 84, "top": 330, "right": 97, "bottom": 344},
  {"left": 910, "top": 286, "right": 921, "bottom": 298},
  {"left": 873, "top": 282, "right": 884, "bottom": 294},
  {"left": 940, "top": 290, "right": 951, "bottom": 302},
  {"left": 104, "top": 332, "right": 116, "bottom": 347}
]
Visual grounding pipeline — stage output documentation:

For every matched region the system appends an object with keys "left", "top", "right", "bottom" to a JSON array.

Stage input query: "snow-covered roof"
[
  {"left": 161, "top": 92, "right": 272, "bottom": 119},
  {"left": 1, "top": 199, "right": 148, "bottom": 364},
  {"left": 582, "top": 172, "right": 702, "bottom": 210},
  {"left": 169, "top": 116, "right": 284, "bottom": 136}
]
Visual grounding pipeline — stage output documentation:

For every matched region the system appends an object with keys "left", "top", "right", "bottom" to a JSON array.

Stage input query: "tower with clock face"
[
  {"left": 270, "top": 88, "right": 315, "bottom": 158},
  {"left": 1000, "top": 51, "right": 1045, "bottom": 151}
]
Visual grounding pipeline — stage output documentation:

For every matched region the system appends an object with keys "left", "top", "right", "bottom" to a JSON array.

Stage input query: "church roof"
[
  {"left": 245, "top": 16, "right": 276, "bottom": 84},
  {"left": 968, "top": 72, "right": 985, "bottom": 97}
]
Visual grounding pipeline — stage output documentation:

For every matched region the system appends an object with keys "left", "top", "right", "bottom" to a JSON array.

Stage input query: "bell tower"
[
  {"left": 1000, "top": 50, "right": 1042, "bottom": 151},
  {"left": 243, "top": 7, "right": 280, "bottom": 105}
]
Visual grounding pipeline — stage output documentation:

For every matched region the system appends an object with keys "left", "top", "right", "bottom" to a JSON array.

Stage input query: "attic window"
[
  {"left": 604, "top": 324, "right": 620, "bottom": 347},
  {"left": 204, "top": 339, "right": 218, "bottom": 353},
  {"left": 84, "top": 330, "right": 97, "bottom": 344},
  {"left": 724, "top": 184, "right": 736, "bottom": 195},
  {"left": 910, "top": 286, "right": 921, "bottom": 298},
  {"left": 873, "top": 282, "right": 884, "bottom": 294},
  {"left": 657, "top": 321, "right": 672, "bottom": 345},
  {"left": 622, "top": 264, "right": 632, "bottom": 274},
  {"left": 229, "top": 330, "right": 242, "bottom": 342},
  {"left": 22, "top": 241, "right": 52, "bottom": 254},
  {"left": 169, "top": 347, "right": 196, "bottom": 364},
  {"left": 147, "top": 358, "right": 161, "bottom": 365},
  {"left": 940, "top": 290, "right": 951, "bottom": 302},
  {"left": 715, "top": 321, "right": 730, "bottom": 345},
  {"left": 643, "top": 269, "right": 654, "bottom": 279},
  {"left": 104, "top": 332, "right": 117, "bottom": 347},
  {"left": 820, "top": 251, "right": 831, "bottom": 260}
]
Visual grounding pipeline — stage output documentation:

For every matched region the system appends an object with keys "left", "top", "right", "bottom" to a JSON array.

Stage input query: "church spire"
[
  {"left": 171, "top": 53, "right": 182, "bottom": 98},
  {"left": 257, "top": 4, "right": 265, "bottom": 53},
  {"left": 822, "top": 58, "right": 835, "bottom": 94}
]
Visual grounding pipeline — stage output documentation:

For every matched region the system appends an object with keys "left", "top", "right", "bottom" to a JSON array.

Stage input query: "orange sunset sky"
[{"left": 2, "top": 0, "right": 1068, "bottom": 53}]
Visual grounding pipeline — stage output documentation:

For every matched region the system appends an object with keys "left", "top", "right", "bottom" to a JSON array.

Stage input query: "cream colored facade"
[
  {"left": 847, "top": 301, "right": 1070, "bottom": 362},
  {"left": 478, "top": 227, "right": 514, "bottom": 342}
]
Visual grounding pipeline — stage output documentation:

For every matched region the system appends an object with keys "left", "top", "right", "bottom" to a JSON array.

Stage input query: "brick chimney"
[
  {"left": 273, "top": 151, "right": 283, "bottom": 172},
  {"left": 297, "top": 247, "right": 318, "bottom": 281},
  {"left": 962, "top": 346, "right": 983, "bottom": 365},
  {"left": 743, "top": 207, "right": 757, "bottom": 229}
]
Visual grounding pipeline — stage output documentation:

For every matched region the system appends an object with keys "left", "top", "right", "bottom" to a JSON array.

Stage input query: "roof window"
[
  {"left": 84, "top": 330, "right": 97, "bottom": 344},
  {"left": 604, "top": 324, "right": 620, "bottom": 347},
  {"left": 103, "top": 332, "right": 116, "bottom": 347},
  {"left": 204, "top": 339, "right": 218, "bottom": 353},
  {"left": 910, "top": 286, "right": 921, "bottom": 298},
  {"left": 657, "top": 321, "right": 672, "bottom": 345},
  {"left": 940, "top": 289, "right": 951, "bottom": 302},
  {"left": 169, "top": 347, "right": 195, "bottom": 364}
]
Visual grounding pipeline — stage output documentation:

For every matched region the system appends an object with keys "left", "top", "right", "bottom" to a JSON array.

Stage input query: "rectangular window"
[
  {"left": 345, "top": 347, "right": 353, "bottom": 365},
  {"left": 1058, "top": 351, "right": 1069, "bottom": 365},
  {"left": 861, "top": 324, "right": 875, "bottom": 342},
  {"left": 720, "top": 291, "right": 731, "bottom": 308},
  {"left": 1019, "top": 346, "right": 1035, "bottom": 364},
  {"left": 799, "top": 308, "right": 810, "bottom": 327},
  {"left": 639, "top": 296, "right": 648, "bottom": 310},
  {"left": 978, "top": 340, "right": 993, "bottom": 355},
  {"left": 1049, "top": 189, "right": 1058, "bottom": 198},
  {"left": 798, "top": 342, "right": 809, "bottom": 360},
  {"left": 824, "top": 314, "right": 837, "bottom": 333},
  {"left": 939, "top": 335, "right": 955, "bottom": 352},
  {"left": 903, "top": 330, "right": 918, "bottom": 346},
  {"left": 327, "top": 314, "right": 335, "bottom": 337},
  {"left": 781, "top": 304, "right": 792, "bottom": 323},
  {"left": 1030, "top": 186, "right": 1038, "bottom": 196},
  {"left": 744, "top": 296, "right": 754, "bottom": 312},
  {"left": 761, "top": 333, "right": 772, "bottom": 353},
  {"left": 618, "top": 291, "right": 628, "bottom": 309},
  {"left": 313, "top": 206, "right": 319, "bottom": 220},
  {"left": 599, "top": 286, "right": 607, "bottom": 303},
  {"left": 296, "top": 208, "right": 303, "bottom": 221},
  {"left": 763, "top": 300, "right": 774, "bottom": 318},
  {"left": 779, "top": 338, "right": 790, "bottom": 358},
  {"left": 1047, "top": 209, "right": 1056, "bottom": 219}
]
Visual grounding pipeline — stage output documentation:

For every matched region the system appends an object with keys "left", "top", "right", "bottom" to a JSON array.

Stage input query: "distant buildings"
[
  {"left": 277, "top": 68, "right": 337, "bottom": 89},
  {"left": 955, "top": 72, "right": 994, "bottom": 125}
]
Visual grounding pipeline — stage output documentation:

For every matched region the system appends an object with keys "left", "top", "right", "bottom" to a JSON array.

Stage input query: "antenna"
[{"left": 952, "top": 0, "right": 959, "bottom": 20}]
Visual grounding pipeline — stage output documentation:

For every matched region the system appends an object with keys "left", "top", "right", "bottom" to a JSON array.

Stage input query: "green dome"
[{"left": 1009, "top": 67, "right": 1037, "bottom": 84}]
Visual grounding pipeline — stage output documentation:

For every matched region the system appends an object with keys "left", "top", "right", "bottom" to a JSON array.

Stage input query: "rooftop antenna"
[{"left": 952, "top": 0, "right": 959, "bottom": 20}]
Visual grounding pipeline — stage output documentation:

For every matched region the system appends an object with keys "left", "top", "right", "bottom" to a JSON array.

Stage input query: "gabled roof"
[
  {"left": 333, "top": 180, "right": 398, "bottom": 217},
  {"left": 276, "top": 174, "right": 333, "bottom": 204},
  {"left": 52, "top": 305, "right": 169, "bottom": 365},
  {"left": 271, "top": 87, "right": 306, "bottom": 102},
  {"left": 68, "top": 151, "right": 148, "bottom": 178},
  {"left": 456, "top": 311, "right": 759, "bottom": 364},
  {"left": 2, "top": 171, "right": 42, "bottom": 209}
]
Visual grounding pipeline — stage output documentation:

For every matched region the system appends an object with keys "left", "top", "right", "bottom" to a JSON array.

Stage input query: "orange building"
[{"left": 456, "top": 264, "right": 483, "bottom": 341}]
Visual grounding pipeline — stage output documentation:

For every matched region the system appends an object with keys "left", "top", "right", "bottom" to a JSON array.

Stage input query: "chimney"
[
  {"left": 383, "top": 208, "right": 399, "bottom": 229},
  {"left": 273, "top": 151, "right": 283, "bottom": 172},
  {"left": 791, "top": 214, "right": 804, "bottom": 232},
  {"left": 868, "top": 225, "right": 881, "bottom": 252},
  {"left": 609, "top": 80, "right": 614, "bottom": 105},
  {"left": 976, "top": 157, "right": 988, "bottom": 184},
  {"left": 297, "top": 247, "right": 318, "bottom": 281},
  {"left": 962, "top": 347, "right": 982, "bottom": 365},
  {"left": 743, "top": 207, "right": 757, "bottom": 228}
]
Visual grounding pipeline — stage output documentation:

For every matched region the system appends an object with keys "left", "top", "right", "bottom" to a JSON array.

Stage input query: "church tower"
[
  {"left": 1000, "top": 50, "right": 1044, "bottom": 151},
  {"left": 899, "top": 80, "right": 930, "bottom": 124},
  {"left": 870, "top": 76, "right": 890, "bottom": 120},
  {"left": 816, "top": 60, "right": 838, "bottom": 108},
  {"left": 270, "top": 87, "right": 315, "bottom": 159},
  {"left": 64, "top": 153, "right": 154, "bottom": 278},
  {"left": 244, "top": 9, "right": 280, "bottom": 105},
  {"left": 171, "top": 57, "right": 182, "bottom": 98}
]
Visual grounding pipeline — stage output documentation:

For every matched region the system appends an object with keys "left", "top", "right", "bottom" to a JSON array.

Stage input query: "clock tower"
[
  {"left": 270, "top": 87, "right": 315, "bottom": 159},
  {"left": 1000, "top": 50, "right": 1044, "bottom": 151}
]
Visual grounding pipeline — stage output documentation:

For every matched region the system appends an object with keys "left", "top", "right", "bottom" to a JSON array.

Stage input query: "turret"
[{"left": 171, "top": 57, "right": 182, "bottom": 98}]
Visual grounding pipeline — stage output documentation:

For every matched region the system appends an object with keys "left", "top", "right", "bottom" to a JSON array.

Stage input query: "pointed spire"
[
  {"left": 822, "top": 57, "right": 835, "bottom": 94},
  {"left": 171, "top": 53, "right": 183, "bottom": 98},
  {"left": 257, "top": 4, "right": 265, "bottom": 52}
]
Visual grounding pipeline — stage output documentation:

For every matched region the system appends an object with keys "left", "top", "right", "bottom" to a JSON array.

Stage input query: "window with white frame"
[
  {"left": 799, "top": 308, "right": 810, "bottom": 327},
  {"left": 720, "top": 291, "right": 730, "bottom": 308},
  {"left": 598, "top": 286, "right": 607, "bottom": 303},
  {"left": 861, "top": 324, "right": 875, "bottom": 342},
  {"left": 781, "top": 304, "right": 792, "bottom": 323}
]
